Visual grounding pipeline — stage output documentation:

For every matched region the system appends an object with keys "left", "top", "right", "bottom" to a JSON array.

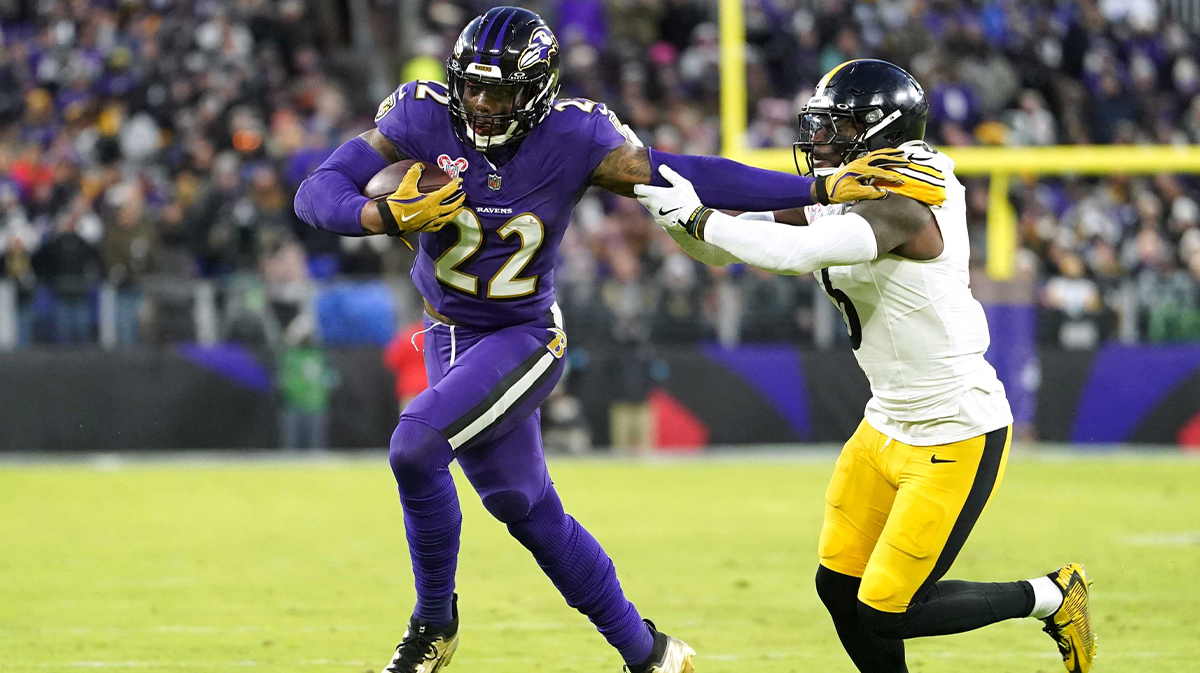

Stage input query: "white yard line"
[{"left": 1123, "top": 532, "right": 1200, "bottom": 546}]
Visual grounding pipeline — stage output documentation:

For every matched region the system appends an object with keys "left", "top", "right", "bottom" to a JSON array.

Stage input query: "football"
[{"left": 363, "top": 159, "right": 453, "bottom": 200}]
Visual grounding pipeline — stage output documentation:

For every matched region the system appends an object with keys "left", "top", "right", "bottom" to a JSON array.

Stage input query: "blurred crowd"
[{"left": 1, "top": 0, "right": 1199, "bottom": 349}]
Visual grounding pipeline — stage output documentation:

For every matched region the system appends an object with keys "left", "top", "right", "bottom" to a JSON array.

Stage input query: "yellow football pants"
[{"left": 818, "top": 419, "right": 1012, "bottom": 613}]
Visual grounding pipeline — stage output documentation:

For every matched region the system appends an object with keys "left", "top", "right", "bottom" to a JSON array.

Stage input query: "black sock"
[
  {"left": 815, "top": 566, "right": 908, "bottom": 673},
  {"left": 858, "top": 580, "right": 1035, "bottom": 639}
]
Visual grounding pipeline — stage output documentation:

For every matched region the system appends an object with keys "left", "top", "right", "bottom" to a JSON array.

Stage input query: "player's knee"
[
  {"left": 857, "top": 600, "right": 912, "bottom": 639},
  {"left": 504, "top": 484, "right": 566, "bottom": 542},
  {"left": 815, "top": 565, "right": 860, "bottom": 619},
  {"left": 389, "top": 417, "right": 451, "bottom": 481},
  {"left": 481, "top": 489, "right": 535, "bottom": 524}
]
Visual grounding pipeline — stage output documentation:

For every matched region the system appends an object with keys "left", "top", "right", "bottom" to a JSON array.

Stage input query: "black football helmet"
[
  {"left": 447, "top": 7, "right": 561, "bottom": 151},
  {"left": 794, "top": 59, "right": 928, "bottom": 176}
]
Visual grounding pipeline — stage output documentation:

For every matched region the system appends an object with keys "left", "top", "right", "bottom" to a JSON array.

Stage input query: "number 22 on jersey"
[{"left": 435, "top": 209, "right": 545, "bottom": 299}]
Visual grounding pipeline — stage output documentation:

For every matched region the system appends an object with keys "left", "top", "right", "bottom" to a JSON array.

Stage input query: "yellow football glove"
[
  {"left": 377, "top": 164, "right": 466, "bottom": 237},
  {"left": 815, "top": 148, "right": 946, "bottom": 207},
  {"left": 815, "top": 148, "right": 908, "bottom": 204},
  {"left": 878, "top": 157, "right": 947, "bottom": 207}
]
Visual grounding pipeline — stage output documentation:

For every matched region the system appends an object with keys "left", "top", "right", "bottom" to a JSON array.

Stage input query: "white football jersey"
[{"left": 804, "top": 141, "right": 1012, "bottom": 445}]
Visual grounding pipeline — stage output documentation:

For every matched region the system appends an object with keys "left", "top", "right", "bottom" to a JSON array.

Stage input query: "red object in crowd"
[
  {"left": 384, "top": 321, "right": 429, "bottom": 402},
  {"left": 10, "top": 159, "right": 54, "bottom": 200}
]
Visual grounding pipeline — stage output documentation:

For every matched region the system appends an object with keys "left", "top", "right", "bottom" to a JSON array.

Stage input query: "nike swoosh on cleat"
[
  {"left": 658, "top": 206, "right": 682, "bottom": 216},
  {"left": 1066, "top": 647, "right": 1081, "bottom": 673},
  {"left": 930, "top": 455, "right": 955, "bottom": 464}
]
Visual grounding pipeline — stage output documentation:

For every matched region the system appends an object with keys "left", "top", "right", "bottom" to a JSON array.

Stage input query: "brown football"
[{"left": 363, "top": 159, "right": 453, "bottom": 200}]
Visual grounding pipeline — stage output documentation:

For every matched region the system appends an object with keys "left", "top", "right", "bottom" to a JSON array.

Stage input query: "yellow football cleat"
[{"left": 1041, "top": 564, "right": 1096, "bottom": 673}]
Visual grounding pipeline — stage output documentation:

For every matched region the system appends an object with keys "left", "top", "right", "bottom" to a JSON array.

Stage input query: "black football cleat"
[
  {"left": 381, "top": 595, "right": 459, "bottom": 673},
  {"left": 623, "top": 619, "right": 696, "bottom": 673}
]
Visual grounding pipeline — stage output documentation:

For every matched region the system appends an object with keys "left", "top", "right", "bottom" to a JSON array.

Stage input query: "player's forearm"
[
  {"left": 700, "top": 210, "right": 878, "bottom": 275},
  {"left": 649, "top": 148, "right": 817, "bottom": 211},
  {"left": 664, "top": 224, "right": 741, "bottom": 266},
  {"left": 669, "top": 211, "right": 775, "bottom": 266},
  {"left": 294, "top": 137, "right": 389, "bottom": 236}
]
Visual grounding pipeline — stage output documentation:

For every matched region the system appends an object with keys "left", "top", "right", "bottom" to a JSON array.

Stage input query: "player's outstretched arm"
[
  {"left": 592, "top": 143, "right": 916, "bottom": 211},
  {"left": 636, "top": 165, "right": 935, "bottom": 276},
  {"left": 294, "top": 129, "right": 406, "bottom": 236},
  {"left": 591, "top": 142, "right": 821, "bottom": 206}
]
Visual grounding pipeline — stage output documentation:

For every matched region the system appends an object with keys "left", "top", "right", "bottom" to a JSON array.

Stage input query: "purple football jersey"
[{"left": 374, "top": 81, "right": 627, "bottom": 328}]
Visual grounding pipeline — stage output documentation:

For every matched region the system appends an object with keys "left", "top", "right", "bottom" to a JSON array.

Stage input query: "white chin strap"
[{"left": 813, "top": 165, "right": 840, "bottom": 177}]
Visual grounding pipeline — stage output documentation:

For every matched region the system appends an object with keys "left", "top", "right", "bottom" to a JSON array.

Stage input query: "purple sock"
[
  {"left": 507, "top": 486, "right": 654, "bottom": 665},
  {"left": 390, "top": 418, "right": 461, "bottom": 627}
]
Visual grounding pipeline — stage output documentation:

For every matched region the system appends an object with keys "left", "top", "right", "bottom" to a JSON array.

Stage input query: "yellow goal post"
[{"left": 717, "top": 0, "right": 1200, "bottom": 280}]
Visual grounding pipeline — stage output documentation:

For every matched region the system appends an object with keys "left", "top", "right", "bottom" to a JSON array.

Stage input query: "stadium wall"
[{"left": 2, "top": 342, "right": 1199, "bottom": 451}]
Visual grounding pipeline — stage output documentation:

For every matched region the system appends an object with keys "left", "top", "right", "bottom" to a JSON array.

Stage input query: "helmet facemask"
[
  {"left": 793, "top": 106, "right": 905, "bottom": 177},
  {"left": 447, "top": 70, "right": 558, "bottom": 151}
]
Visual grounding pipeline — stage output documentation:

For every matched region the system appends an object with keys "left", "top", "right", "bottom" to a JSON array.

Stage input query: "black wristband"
[
  {"left": 683, "top": 206, "right": 710, "bottom": 240},
  {"left": 377, "top": 201, "right": 401, "bottom": 237},
  {"left": 814, "top": 176, "right": 830, "bottom": 205}
]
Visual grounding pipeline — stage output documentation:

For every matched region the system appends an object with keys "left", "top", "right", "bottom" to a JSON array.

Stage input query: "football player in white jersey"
[{"left": 636, "top": 60, "right": 1095, "bottom": 673}]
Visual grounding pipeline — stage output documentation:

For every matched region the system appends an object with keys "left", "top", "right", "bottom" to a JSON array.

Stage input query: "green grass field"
[{"left": 3, "top": 451, "right": 1199, "bottom": 672}]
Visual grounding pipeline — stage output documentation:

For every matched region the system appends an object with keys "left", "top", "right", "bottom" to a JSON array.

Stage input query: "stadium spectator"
[
  {"left": 101, "top": 199, "right": 155, "bottom": 345},
  {"left": 0, "top": 222, "right": 37, "bottom": 346},
  {"left": 31, "top": 197, "right": 103, "bottom": 344},
  {"left": 277, "top": 316, "right": 336, "bottom": 450}
]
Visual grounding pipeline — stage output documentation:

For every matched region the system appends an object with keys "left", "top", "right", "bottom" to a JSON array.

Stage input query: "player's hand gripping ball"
[
  {"left": 817, "top": 148, "right": 914, "bottom": 205},
  {"left": 366, "top": 160, "right": 466, "bottom": 237}
]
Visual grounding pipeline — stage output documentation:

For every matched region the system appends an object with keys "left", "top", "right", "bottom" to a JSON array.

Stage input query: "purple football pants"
[{"left": 388, "top": 306, "right": 654, "bottom": 665}]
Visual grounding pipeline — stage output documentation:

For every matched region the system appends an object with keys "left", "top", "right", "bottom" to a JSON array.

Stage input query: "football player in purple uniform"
[{"left": 294, "top": 7, "right": 919, "bottom": 673}]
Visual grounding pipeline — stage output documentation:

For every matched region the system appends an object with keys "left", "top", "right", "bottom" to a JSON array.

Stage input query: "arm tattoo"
[
  {"left": 359, "top": 128, "right": 405, "bottom": 164},
  {"left": 590, "top": 142, "right": 652, "bottom": 197},
  {"left": 850, "top": 195, "right": 935, "bottom": 254}
]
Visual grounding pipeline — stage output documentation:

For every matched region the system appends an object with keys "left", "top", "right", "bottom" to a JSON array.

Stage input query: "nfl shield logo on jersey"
[{"left": 488, "top": 173, "right": 502, "bottom": 191}]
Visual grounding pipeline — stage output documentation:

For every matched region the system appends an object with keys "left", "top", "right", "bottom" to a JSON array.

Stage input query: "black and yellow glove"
[
  {"left": 815, "top": 148, "right": 908, "bottom": 204},
  {"left": 878, "top": 155, "right": 947, "bottom": 207},
  {"left": 814, "top": 148, "right": 946, "bottom": 207},
  {"left": 377, "top": 164, "right": 466, "bottom": 237}
]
